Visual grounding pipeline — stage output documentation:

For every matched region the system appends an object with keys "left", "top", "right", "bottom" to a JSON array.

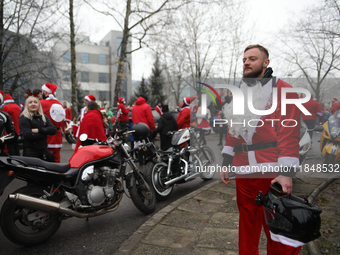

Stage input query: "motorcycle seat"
[
  {"left": 9, "top": 156, "right": 71, "bottom": 173},
  {"left": 157, "top": 147, "right": 174, "bottom": 154}
]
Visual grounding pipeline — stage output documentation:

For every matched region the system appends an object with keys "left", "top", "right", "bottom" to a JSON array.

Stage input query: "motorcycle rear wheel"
[
  {"left": 200, "top": 146, "right": 216, "bottom": 180},
  {"left": 0, "top": 185, "right": 62, "bottom": 246},
  {"left": 129, "top": 172, "right": 156, "bottom": 214},
  {"left": 146, "top": 161, "right": 173, "bottom": 201}
]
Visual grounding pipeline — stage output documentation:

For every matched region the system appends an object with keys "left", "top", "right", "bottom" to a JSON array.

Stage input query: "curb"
[
  {"left": 306, "top": 173, "right": 340, "bottom": 255},
  {"left": 115, "top": 180, "right": 221, "bottom": 255}
]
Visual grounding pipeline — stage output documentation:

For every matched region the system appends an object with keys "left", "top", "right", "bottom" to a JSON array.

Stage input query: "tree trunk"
[
  {"left": 113, "top": 0, "right": 131, "bottom": 106},
  {"left": 69, "top": 0, "right": 78, "bottom": 117}
]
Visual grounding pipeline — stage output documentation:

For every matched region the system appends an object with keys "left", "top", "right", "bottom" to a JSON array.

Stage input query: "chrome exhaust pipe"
[
  {"left": 164, "top": 159, "right": 188, "bottom": 186},
  {"left": 9, "top": 193, "right": 123, "bottom": 218}
]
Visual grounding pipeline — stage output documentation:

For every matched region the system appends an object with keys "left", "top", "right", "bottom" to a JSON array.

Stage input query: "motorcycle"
[
  {"left": 318, "top": 109, "right": 340, "bottom": 165},
  {"left": 299, "top": 118, "right": 312, "bottom": 165},
  {"left": 145, "top": 127, "right": 216, "bottom": 201},
  {"left": 0, "top": 125, "right": 156, "bottom": 246}
]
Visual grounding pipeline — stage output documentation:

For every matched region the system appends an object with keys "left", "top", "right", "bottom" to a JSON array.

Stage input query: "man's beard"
[
  {"left": 243, "top": 67, "right": 263, "bottom": 79},
  {"left": 42, "top": 93, "right": 47, "bottom": 99}
]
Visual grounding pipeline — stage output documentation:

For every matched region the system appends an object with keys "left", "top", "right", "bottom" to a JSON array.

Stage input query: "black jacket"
[
  {"left": 0, "top": 111, "right": 18, "bottom": 155},
  {"left": 152, "top": 112, "right": 178, "bottom": 151},
  {"left": 19, "top": 114, "right": 57, "bottom": 151}
]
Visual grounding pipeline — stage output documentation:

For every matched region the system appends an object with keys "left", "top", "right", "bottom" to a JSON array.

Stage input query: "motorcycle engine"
[{"left": 82, "top": 165, "right": 120, "bottom": 206}]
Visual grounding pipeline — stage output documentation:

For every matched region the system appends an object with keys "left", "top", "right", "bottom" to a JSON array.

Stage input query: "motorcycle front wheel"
[
  {"left": 146, "top": 161, "right": 174, "bottom": 201},
  {"left": 200, "top": 146, "right": 216, "bottom": 180},
  {"left": 0, "top": 185, "right": 62, "bottom": 246},
  {"left": 129, "top": 172, "right": 156, "bottom": 214}
]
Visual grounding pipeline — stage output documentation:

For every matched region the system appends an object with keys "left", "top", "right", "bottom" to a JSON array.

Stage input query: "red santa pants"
[
  {"left": 48, "top": 148, "right": 61, "bottom": 163},
  {"left": 235, "top": 173, "right": 301, "bottom": 255}
]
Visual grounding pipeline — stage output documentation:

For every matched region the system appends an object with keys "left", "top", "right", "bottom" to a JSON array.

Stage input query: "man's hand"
[
  {"left": 271, "top": 175, "right": 292, "bottom": 194},
  {"left": 220, "top": 167, "right": 231, "bottom": 185}
]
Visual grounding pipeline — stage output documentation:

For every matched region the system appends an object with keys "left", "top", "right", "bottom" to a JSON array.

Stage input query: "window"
[
  {"left": 81, "top": 72, "right": 89, "bottom": 82},
  {"left": 98, "top": 54, "right": 107, "bottom": 65},
  {"left": 63, "top": 70, "right": 71, "bottom": 81},
  {"left": 63, "top": 51, "right": 71, "bottom": 62},
  {"left": 116, "top": 38, "right": 123, "bottom": 56},
  {"left": 99, "top": 91, "right": 108, "bottom": 101},
  {"left": 81, "top": 53, "right": 89, "bottom": 64},
  {"left": 99, "top": 73, "right": 107, "bottom": 83}
]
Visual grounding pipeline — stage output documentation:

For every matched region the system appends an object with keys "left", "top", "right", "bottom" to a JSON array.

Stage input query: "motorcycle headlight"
[{"left": 330, "top": 126, "right": 340, "bottom": 139}]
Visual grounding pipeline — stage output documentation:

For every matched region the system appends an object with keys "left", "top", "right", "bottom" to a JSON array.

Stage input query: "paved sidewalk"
[{"left": 115, "top": 177, "right": 328, "bottom": 255}]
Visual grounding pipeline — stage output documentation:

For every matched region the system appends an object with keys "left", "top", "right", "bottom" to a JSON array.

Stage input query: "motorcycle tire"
[
  {"left": 65, "top": 131, "right": 76, "bottom": 144},
  {"left": 145, "top": 161, "right": 173, "bottom": 201},
  {"left": 323, "top": 153, "right": 336, "bottom": 166},
  {"left": 199, "top": 146, "right": 216, "bottom": 180},
  {"left": 129, "top": 172, "right": 156, "bottom": 214},
  {"left": 0, "top": 185, "right": 62, "bottom": 246}
]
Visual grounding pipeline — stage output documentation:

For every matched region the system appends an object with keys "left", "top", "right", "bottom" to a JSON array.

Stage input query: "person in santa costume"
[
  {"left": 76, "top": 94, "right": 96, "bottom": 138},
  {"left": 154, "top": 102, "right": 163, "bottom": 116},
  {"left": 0, "top": 91, "right": 18, "bottom": 156},
  {"left": 220, "top": 45, "right": 302, "bottom": 254},
  {"left": 2, "top": 93, "right": 21, "bottom": 155},
  {"left": 40, "top": 83, "right": 65, "bottom": 163},
  {"left": 74, "top": 101, "right": 107, "bottom": 152},
  {"left": 176, "top": 96, "right": 197, "bottom": 130},
  {"left": 301, "top": 96, "right": 323, "bottom": 139},
  {"left": 117, "top": 97, "right": 130, "bottom": 130},
  {"left": 132, "top": 95, "right": 155, "bottom": 131},
  {"left": 330, "top": 97, "right": 340, "bottom": 114}
]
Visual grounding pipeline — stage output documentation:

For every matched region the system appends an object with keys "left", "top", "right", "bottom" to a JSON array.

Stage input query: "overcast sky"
[{"left": 78, "top": 0, "right": 321, "bottom": 80}]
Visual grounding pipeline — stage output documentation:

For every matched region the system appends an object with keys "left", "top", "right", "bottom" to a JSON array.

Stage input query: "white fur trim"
[
  {"left": 221, "top": 146, "right": 235, "bottom": 156},
  {"left": 184, "top": 97, "right": 189, "bottom": 105},
  {"left": 42, "top": 84, "right": 52, "bottom": 94},
  {"left": 85, "top": 95, "right": 92, "bottom": 101},
  {"left": 0, "top": 94, "right": 3, "bottom": 103},
  {"left": 270, "top": 231, "right": 305, "bottom": 248},
  {"left": 3, "top": 99, "right": 14, "bottom": 104},
  {"left": 278, "top": 156, "right": 300, "bottom": 168}
]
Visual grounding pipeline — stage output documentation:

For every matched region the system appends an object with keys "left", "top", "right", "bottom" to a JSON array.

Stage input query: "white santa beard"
[{"left": 223, "top": 81, "right": 273, "bottom": 139}]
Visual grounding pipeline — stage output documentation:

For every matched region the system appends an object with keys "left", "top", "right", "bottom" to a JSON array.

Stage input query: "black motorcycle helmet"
[
  {"left": 131, "top": 122, "right": 150, "bottom": 141},
  {"left": 256, "top": 185, "right": 322, "bottom": 244}
]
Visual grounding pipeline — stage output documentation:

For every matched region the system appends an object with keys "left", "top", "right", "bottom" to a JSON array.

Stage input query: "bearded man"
[{"left": 220, "top": 44, "right": 302, "bottom": 254}]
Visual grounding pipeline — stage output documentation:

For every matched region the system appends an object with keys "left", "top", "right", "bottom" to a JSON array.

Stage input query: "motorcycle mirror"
[{"left": 79, "top": 133, "right": 88, "bottom": 142}]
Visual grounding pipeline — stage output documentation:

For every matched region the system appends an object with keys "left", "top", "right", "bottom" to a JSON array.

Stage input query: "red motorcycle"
[{"left": 0, "top": 124, "right": 156, "bottom": 246}]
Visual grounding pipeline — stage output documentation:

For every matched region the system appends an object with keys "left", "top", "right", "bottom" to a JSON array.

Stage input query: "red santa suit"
[
  {"left": 74, "top": 109, "right": 107, "bottom": 152},
  {"left": 65, "top": 107, "right": 72, "bottom": 122},
  {"left": 330, "top": 101, "right": 340, "bottom": 114},
  {"left": 222, "top": 78, "right": 301, "bottom": 254},
  {"left": 155, "top": 105, "right": 162, "bottom": 116},
  {"left": 117, "top": 97, "right": 130, "bottom": 122},
  {"left": 176, "top": 107, "right": 193, "bottom": 130},
  {"left": 301, "top": 99, "right": 322, "bottom": 121},
  {"left": 2, "top": 94, "right": 21, "bottom": 135},
  {"left": 132, "top": 97, "right": 155, "bottom": 131},
  {"left": 40, "top": 86, "right": 65, "bottom": 163}
]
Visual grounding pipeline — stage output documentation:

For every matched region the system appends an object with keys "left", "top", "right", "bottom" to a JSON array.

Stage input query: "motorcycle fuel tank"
[
  {"left": 171, "top": 128, "right": 190, "bottom": 146},
  {"left": 69, "top": 145, "right": 114, "bottom": 168}
]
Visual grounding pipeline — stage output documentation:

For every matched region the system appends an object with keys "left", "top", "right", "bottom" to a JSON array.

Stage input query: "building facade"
[{"left": 52, "top": 30, "right": 132, "bottom": 109}]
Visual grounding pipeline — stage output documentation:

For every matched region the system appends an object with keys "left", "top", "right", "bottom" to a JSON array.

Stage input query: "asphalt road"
[{"left": 0, "top": 134, "right": 223, "bottom": 255}]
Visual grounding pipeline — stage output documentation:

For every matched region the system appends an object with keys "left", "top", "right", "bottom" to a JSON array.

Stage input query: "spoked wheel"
[
  {"left": 146, "top": 161, "right": 174, "bottom": 201},
  {"left": 129, "top": 172, "right": 156, "bottom": 214},
  {"left": 0, "top": 186, "right": 62, "bottom": 246},
  {"left": 198, "top": 146, "right": 216, "bottom": 180}
]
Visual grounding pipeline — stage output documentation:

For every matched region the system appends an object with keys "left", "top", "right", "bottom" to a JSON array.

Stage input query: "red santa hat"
[
  {"left": 84, "top": 94, "right": 96, "bottom": 102},
  {"left": 100, "top": 108, "right": 106, "bottom": 113},
  {"left": 332, "top": 98, "right": 338, "bottom": 102},
  {"left": 20, "top": 102, "right": 25, "bottom": 108},
  {"left": 183, "top": 96, "right": 197, "bottom": 105},
  {"left": 42, "top": 83, "right": 57, "bottom": 95},
  {"left": 4, "top": 94, "right": 14, "bottom": 104},
  {"left": 118, "top": 97, "right": 125, "bottom": 104},
  {"left": 0, "top": 91, "right": 3, "bottom": 103}
]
